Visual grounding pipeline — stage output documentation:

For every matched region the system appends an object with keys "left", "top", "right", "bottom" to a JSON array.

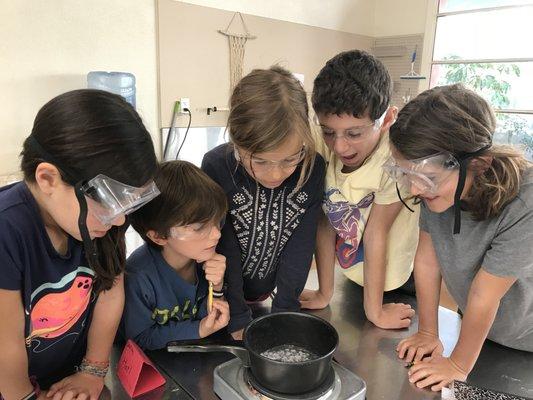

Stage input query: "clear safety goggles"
[
  {"left": 82, "top": 174, "right": 160, "bottom": 225},
  {"left": 314, "top": 110, "right": 387, "bottom": 144},
  {"left": 234, "top": 146, "right": 306, "bottom": 173},
  {"left": 383, "top": 153, "right": 460, "bottom": 194},
  {"left": 169, "top": 217, "right": 225, "bottom": 240}
]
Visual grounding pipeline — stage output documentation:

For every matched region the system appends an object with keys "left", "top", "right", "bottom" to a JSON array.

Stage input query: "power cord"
[
  {"left": 176, "top": 108, "right": 191, "bottom": 158},
  {"left": 163, "top": 101, "right": 179, "bottom": 161}
]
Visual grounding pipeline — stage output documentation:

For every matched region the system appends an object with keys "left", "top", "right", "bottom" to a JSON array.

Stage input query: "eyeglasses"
[
  {"left": 383, "top": 153, "right": 459, "bottom": 194},
  {"left": 314, "top": 111, "right": 387, "bottom": 144},
  {"left": 235, "top": 146, "right": 306, "bottom": 173},
  {"left": 169, "top": 217, "right": 225, "bottom": 240}
]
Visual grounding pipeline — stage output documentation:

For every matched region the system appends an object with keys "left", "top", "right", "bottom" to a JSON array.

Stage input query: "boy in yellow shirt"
[{"left": 300, "top": 50, "right": 419, "bottom": 329}]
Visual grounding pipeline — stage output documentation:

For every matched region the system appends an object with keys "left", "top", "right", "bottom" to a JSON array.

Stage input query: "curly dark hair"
[{"left": 312, "top": 50, "right": 392, "bottom": 120}]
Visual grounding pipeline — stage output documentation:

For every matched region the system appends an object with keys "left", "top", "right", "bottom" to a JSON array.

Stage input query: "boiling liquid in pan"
[{"left": 261, "top": 344, "right": 319, "bottom": 363}]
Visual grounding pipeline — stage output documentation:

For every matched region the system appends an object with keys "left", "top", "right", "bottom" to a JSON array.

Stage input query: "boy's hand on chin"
[{"left": 203, "top": 253, "right": 226, "bottom": 290}]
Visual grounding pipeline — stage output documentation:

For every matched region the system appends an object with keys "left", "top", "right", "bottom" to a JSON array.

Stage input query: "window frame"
[{"left": 429, "top": 2, "right": 533, "bottom": 117}]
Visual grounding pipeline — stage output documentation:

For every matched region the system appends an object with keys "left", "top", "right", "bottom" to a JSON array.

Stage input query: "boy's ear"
[
  {"left": 34, "top": 162, "right": 65, "bottom": 195},
  {"left": 146, "top": 230, "right": 168, "bottom": 246},
  {"left": 381, "top": 106, "right": 398, "bottom": 133}
]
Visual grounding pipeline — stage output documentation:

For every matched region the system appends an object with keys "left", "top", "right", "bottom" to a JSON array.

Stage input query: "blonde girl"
[{"left": 202, "top": 66, "right": 326, "bottom": 339}]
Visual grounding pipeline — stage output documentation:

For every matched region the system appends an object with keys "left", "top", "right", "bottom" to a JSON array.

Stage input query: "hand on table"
[
  {"left": 397, "top": 330, "right": 444, "bottom": 363},
  {"left": 369, "top": 303, "right": 415, "bottom": 329},
  {"left": 408, "top": 355, "right": 468, "bottom": 391},
  {"left": 299, "top": 289, "right": 331, "bottom": 310},
  {"left": 46, "top": 372, "right": 104, "bottom": 400}
]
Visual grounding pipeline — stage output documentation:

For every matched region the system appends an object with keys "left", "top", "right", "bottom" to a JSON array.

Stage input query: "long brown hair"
[
  {"left": 228, "top": 65, "right": 316, "bottom": 190},
  {"left": 20, "top": 89, "right": 157, "bottom": 292},
  {"left": 390, "top": 84, "right": 531, "bottom": 220}
]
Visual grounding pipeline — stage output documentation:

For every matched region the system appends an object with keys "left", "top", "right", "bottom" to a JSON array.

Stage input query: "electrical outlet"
[{"left": 180, "top": 97, "right": 190, "bottom": 113}]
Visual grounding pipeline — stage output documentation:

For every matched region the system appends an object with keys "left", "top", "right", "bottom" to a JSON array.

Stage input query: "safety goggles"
[
  {"left": 169, "top": 217, "right": 225, "bottom": 240},
  {"left": 314, "top": 110, "right": 387, "bottom": 144},
  {"left": 82, "top": 174, "right": 160, "bottom": 225},
  {"left": 234, "top": 146, "right": 306, "bottom": 173},
  {"left": 383, "top": 153, "right": 460, "bottom": 194},
  {"left": 26, "top": 134, "right": 159, "bottom": 265},
  {"left": 384, "top": 145, "right": 490, "bottom": 234}
]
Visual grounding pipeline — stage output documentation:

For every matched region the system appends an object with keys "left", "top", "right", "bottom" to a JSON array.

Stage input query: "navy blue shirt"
[
  {"left": 121, "top": 244, "right": 208, "bottom": 350},
  {"left": 201, "top": 144, "right": 325, "bottom": 332},
  {"left": 0, "top": 182, "right": 96, "bottom": 389}
]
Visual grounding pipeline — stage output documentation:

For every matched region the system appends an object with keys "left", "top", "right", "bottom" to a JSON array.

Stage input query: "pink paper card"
[{"left": 117, "top": 340, "right": 166, "bottom": 398}]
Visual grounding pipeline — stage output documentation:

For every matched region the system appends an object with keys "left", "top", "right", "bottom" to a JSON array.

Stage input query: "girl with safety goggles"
[
  {"left": 201, "top": 66, "right": 326, "bottom": 340},
  {"left": 0, "top": 90, "right": 158, "bottom": 399},
  {"left": 389, "top": 84, "right": 532, "bottom": 391}
]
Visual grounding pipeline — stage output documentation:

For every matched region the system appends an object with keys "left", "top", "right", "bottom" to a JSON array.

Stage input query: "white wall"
[
  {"left": 373, "top": 0, "right": 433, "bottom": 93},
  {"left": 0, "top": 0, "right": 433, "bottom": 175},
  {"left": 159, "top": 0, "right": 374, "bottom": 129},
  {"left": 0, "top": 0, "right": 158, "bottom": 175},
  {"left": 176, "top": 0, "right": 376, "bottom": 36},
  {"left": 374, "top": 0, "right": 429, "bottom": 37},
  {"left": 178, "top": 0, "right": 430, "bottom": 38}
]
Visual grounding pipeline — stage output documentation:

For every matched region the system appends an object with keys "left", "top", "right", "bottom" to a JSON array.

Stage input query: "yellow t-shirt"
[{"left": 320, "top": 132, "right": 419, "bottom": 290}]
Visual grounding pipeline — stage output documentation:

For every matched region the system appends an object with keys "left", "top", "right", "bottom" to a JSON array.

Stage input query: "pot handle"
[{"left": 167, "top": 340, "right": 250, "bottom": 367}]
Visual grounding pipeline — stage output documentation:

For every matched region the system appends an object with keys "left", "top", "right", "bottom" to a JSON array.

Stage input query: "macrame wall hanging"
[{"left": 218, "top": 12, "right": 256, "bottom": 91}]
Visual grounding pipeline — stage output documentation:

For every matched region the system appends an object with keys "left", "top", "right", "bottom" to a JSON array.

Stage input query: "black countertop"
[{"left": 104, "top": 270, "right": 533, "bottom": 399}]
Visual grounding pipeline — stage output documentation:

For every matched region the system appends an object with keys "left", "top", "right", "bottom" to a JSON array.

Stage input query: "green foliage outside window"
[{"left": 441, "top": 56, "right": 532, "bottom": 157}]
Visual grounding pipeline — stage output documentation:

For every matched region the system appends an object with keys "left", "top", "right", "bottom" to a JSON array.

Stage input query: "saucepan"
[{"left": 167, "top": 312, "right": 339, "bottom": 394}]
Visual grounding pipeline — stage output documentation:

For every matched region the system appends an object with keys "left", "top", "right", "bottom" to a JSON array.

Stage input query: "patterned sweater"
[{"left": 202, "top": 144, "right": 325, "bottom": 332}]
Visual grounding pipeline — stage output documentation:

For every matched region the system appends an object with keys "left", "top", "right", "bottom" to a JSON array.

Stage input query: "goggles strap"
[
  {"left": 75, "top": 181, "right": 98, "bottom": 265},
  {"left": 26, "top": 136, "right": 81, "bottom": 184},
  {"left": 452, "top": 144, "right": 491, "bottom": 234},
  {"left": 396, "top": 182, "right": 415, "bottom": 213},
  {"left": 453, "top": 160, "right": 468, "bottom": 234},
  {"left": 29, "top": 135, "right": 100, "bottom": 268}
]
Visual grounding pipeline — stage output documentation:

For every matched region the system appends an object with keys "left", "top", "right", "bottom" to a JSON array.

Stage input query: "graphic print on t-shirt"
[
  {"left": 324, "top": 188, "right": 374, "bottom": 269},
  {"left": 25, "top": 266, "right": 95, "bottom": 351},
  {"left": 151, "top": 295, "right": 205, "bottom": 325}
]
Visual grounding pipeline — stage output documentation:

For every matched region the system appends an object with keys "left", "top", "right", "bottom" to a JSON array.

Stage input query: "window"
[{"left": 430, "top": 0, "right": 533, "bottom": 158}]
